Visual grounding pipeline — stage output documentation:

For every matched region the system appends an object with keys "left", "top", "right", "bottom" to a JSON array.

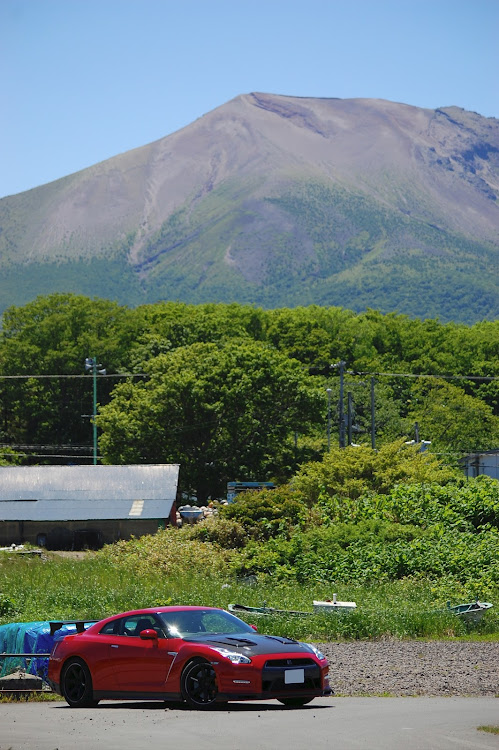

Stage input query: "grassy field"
[{"left": 1, "top": 545, "right": 497, "bottom": 641}]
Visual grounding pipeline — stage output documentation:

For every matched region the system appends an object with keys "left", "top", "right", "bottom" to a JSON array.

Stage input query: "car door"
[
  {"left": 78, "top": 619, "right": 124, "bottom": 691},
  {"left": 106, "top": 614, "right": 177, "bottom": 691}
]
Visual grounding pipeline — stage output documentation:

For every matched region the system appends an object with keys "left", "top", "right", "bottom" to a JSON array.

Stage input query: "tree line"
[{"left": 0, "top": 293, "right": 498, "bottom": 501}]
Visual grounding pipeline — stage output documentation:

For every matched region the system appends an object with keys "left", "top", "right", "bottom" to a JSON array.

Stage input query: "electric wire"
[
  {"left": 0, "top": 370, "right": 496, "bottom": 381},
  {"left": 0, "top": 370, "right": 496, "bottom": 463}
]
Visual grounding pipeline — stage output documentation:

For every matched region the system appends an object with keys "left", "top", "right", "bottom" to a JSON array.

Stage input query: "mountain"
[{"left": 1, "top": 93, "right": 498, "bottom": 322}]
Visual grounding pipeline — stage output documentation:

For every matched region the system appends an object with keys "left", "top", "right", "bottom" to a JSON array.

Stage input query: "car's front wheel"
[
  {"left": 61, "top": 658, "right": 99, "bottom": 708},
  {"left": 278, "top": 696, "right": 314, "bottom": 707},
  {"left": 181, "top": 658, "right": 219, "bottom": 709}
]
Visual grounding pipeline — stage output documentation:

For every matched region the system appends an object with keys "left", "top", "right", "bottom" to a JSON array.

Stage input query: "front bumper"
[
  {"left": 215, "top": 657, "right": 331, "bottom": 701},
  {"left": 217, "top": 686, "right": 333, "bottom": 702}
]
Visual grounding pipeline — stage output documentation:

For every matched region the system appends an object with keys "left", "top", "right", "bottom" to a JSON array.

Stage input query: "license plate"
[{"left": 284, "top": 668, "right": 304, "bottom": 684}]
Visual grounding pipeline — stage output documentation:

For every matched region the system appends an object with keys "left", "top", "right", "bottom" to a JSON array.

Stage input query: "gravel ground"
[{"left": 318, "top": 641, "right": 499, "bottom": 696}]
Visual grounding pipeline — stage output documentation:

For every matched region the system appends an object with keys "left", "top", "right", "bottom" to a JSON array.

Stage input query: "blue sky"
[{"left": 1, "top": 0, "right": 498, "bottom": 198}]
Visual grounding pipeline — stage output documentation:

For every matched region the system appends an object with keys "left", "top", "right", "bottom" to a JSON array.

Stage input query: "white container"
[
  {"left": 313, "top": 596, "right": 357, "bottom": 613},
  {"left": 178, "top": 505, "right": 204, "bottom": 523}
]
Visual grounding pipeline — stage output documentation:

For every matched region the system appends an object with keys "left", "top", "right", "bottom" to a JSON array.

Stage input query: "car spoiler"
[{"left": 49, "top": 620, "right": 99, "bottom": 636}]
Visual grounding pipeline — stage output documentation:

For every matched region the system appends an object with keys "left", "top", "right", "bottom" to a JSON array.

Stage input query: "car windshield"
[{"left": 157, "top": 609, "right": 255, "bottom": 638}]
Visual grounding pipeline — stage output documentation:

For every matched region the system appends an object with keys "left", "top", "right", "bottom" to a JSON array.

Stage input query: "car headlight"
[
  {"left": 211, "top": 647, "right": 252, "bottom": 664},
  {"left": 300, "top": 643, "right": 326, "bottom": 660}
]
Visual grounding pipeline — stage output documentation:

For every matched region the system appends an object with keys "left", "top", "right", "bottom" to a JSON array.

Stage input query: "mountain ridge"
[{"left": 0, "top": 93, "right": 498, "bottom": 322}]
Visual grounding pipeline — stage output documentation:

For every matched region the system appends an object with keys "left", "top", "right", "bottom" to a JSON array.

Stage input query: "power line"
[
  {"left": 0, "top": 373, "right": 146, "bottom": 380},
  {"left": 351, "top": 371, "right": 499, "bottom": 382},
  {"left": 0, "top": 443, "right": 91, "bottom": 451},
  {"left": 0, "top": 452, "right": 95, "bottom": 461},
  {"left": 0, "top": 370, "right": 496, "bottom": 382}
]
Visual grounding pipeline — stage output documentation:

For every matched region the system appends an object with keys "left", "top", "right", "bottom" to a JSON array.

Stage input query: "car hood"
[{"left": 182, "top": 632, "right": 313, "bottom": 656}]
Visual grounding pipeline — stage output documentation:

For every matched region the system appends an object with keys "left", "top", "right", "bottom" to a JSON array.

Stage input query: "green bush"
[
  {"left": 312, "top": 476, "right": 499, "bottom": 531},
  {"left": 97, "top": 527, "right": 235, "bottom": 576},
  {"left": 220, "top": 487, "right": 306, "bottom": 540},
  {"left": 184, "top": 517, "right": 248, "bottom": 549},
  {"left": 229, "top": 523, "right": 499, "bottom": 594},
  {"left": 293, "top": 440, "right": 458, "bottom": 505}
]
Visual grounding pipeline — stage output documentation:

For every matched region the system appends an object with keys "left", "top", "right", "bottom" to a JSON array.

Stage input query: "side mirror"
[
  {"left": 250, "top": 624, "right": 258, "bottom": 632},
  {"left": 140, "top": 629, "right": 158, "bottom": 641}
]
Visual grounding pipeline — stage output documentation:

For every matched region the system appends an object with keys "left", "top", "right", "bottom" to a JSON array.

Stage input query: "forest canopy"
[{"left": 0, "top": 293, "right": 498, "bottom": 500}]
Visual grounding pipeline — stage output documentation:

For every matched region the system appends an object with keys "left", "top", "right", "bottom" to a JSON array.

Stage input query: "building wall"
[
  {"left": 463, "top": 452, "right": 499, "bottom": 480},
  {"left": 0, "top": 519, "right": 168, "bottom": 549}
]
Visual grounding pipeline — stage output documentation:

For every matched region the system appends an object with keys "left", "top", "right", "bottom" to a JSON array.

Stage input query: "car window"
[
  {"left": 159, "top": 611, "right": 206, "bottom": 637},
  {"left": 122, "top": 614, "right": 165, "bottom": 637},
  {"left": 99, "top": 619, "right": 120, "bottom": 635},
  {"left": 201, "top": 611, "right": 244, "bottom": 633},
  {"left": 158, "top": 609, "right": 254, "bottom": 637},
  {"left": 99, "top": 615, "right": 165, "bottom": 637}
]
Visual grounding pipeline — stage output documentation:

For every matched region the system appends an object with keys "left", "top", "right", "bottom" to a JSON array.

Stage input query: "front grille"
[
  {"left": 264, "top": 658, "right": 316, "bottom": 668},
  {"left": 261, "top": 660, "right": 321, "bottom": 694}
]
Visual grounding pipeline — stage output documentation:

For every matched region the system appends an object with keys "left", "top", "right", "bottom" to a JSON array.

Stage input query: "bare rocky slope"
[
  {"left": 0, "top": 93, "right": 498, "bottom": 321},
  {"left": 319, "top": 641, "right": 499, "bottom": 696}
]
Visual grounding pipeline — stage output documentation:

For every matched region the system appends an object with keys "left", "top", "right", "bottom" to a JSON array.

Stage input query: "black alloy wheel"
[
  {"left": 61, "top": 658, "right": 99, "bottom": 708},
  {"left": 181, "top": 658, "right": 219, "bottom": 709},
  {"left": 278, "top": 696, "right": 314, "bottom": 707}
]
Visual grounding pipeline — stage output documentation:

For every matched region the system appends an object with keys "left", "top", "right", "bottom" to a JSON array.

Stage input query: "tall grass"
[{"left": 1, "top": 552, "right": 497, "bottom": 640}]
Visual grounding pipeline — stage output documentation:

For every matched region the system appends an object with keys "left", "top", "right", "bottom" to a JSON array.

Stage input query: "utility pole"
[
  {"left": 371, "top": 376, "right": 376, "bottom": 450},
  {"left": 311, "top": 360, "right": 347, "bottom": 449},
  {"left": 328, "top": 361, "right": 346, "bottom": 448},
  {"left": 326, "top": 389, "right": 332, "bottom": 451},
  {"left": 347, "top": 391, "right": 353, "bottom": 446},
  {"left": 84, "top": 357, "right": 106, "bottom": 465},
  {"left": 337, "top": 361, "right": 346, "bottom": 448}
]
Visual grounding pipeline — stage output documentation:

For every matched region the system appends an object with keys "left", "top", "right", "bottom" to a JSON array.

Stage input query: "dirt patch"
[
  {"left": 319, "top": 640, "right": 499, "bottom": 696},
  {"left": 47, "top": 550, "right": 96, "bottom": 561}
]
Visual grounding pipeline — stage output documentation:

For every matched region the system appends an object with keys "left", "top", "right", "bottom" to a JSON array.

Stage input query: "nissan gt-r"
[{"left": 48, "top": 606, "right": 331, "bottom": 709}]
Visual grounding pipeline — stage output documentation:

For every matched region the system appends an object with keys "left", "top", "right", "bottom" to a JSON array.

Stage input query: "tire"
[
  {"left": 181, "top": 658, "right": 219, "bottom": 709},
  {"left": 61, "top": 658, "right": 99, "bottom": 708},
  {"left": 278, "top": 696, "right": 314, "bottom": 707}
]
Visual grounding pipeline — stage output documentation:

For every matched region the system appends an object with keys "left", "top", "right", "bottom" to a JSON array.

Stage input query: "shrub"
[
  {"left": 229, "top": 523, "right": 499, "bottom": 592},
  {"left": 184, "top": 517, "right": 248, "bottom": 549},
  {"left": 97, "top": 527, "right": 234, "bottom": 576},
  {"left": 220, "top": 487, "right": 306, "bottom": 540},
  {"left": 293, "top": 440, "right": 458, "bottom": 505}
]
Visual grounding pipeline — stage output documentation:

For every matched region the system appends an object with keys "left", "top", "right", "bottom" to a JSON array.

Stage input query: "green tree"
[
  {"left": 128, "top": 301, "right": 266, "bottom": 369},
  {"left": 98, "top": 340, "right": 322, "bottom": 502},
  {"left": 293, "top": 439, "right": 457, "bottom": 505},
  {"left": 406, "top": 379, "right": 499, "bottom": 454},
  {"left": 0, "top": 293, "right": 140, "bottom": 459}
]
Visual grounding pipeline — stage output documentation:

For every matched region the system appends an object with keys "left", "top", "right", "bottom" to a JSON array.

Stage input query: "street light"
[
  {"left": 84, "top": 357, "right": 106, "bottom": 465},
  {"left": 331, "top": 361, "right": 346, "bottom": 448},
  {"left": 326, "top": 388, "right": 332, "bottom": 451}
]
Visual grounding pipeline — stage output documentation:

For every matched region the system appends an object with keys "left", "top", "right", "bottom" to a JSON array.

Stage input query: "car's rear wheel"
[
  {"left": 278, "top": 696, "right": 314, "bottom": 707},
  {"left": 181, "top": 658, "right": 219, "bottom": 709},
  {"left": 61, "top": 658, "right": 99, "bottom": 708}
]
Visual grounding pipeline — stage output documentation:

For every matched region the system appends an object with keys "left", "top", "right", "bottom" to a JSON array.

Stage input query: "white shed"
[{"left": 0, "top": 464, "right": 179, "bottom": 549}]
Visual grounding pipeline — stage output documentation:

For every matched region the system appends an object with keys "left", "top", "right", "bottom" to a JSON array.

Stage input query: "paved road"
[{"left": 1, "top": 697, "right": 498, "bottom": 750}]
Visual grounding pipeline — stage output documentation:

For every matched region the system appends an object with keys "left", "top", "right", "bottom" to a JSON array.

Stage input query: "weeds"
[
  {"left": 1, "top": 548, "right": 497, "bottom": 640},
  {"left": 477, "top": 726, "right": 499, "bottom": 735}
]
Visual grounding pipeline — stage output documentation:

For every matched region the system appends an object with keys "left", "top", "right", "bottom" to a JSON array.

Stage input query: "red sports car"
[{"left": 48, "top": 606, "right": 331, "bottom": 709}]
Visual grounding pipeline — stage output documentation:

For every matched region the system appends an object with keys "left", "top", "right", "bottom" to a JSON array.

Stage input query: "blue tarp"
[{"left": 0, "top": 621, "right": 89, "bottom": 683}]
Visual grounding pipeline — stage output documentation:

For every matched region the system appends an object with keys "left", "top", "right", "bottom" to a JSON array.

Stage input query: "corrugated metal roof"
[{"left": 0, "top": 465, "right": 179, "bottom": 521}]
